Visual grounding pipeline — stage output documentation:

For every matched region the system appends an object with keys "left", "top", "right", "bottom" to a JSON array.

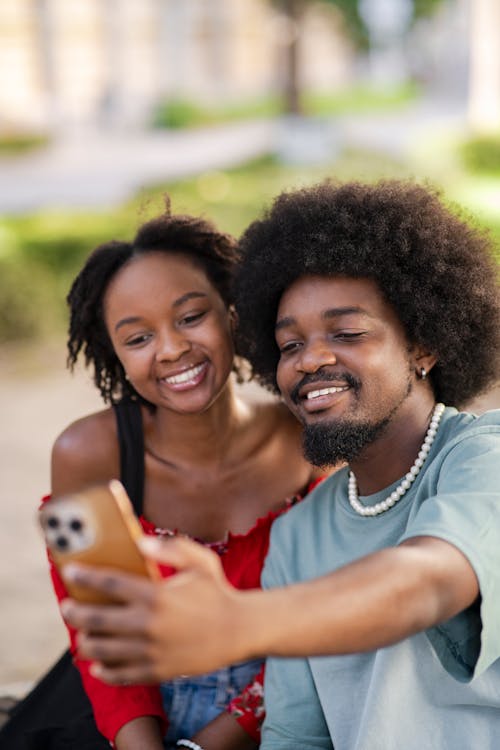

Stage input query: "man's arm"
[{"left": 60, "top": 533, "right": 478, "bottom": 684}]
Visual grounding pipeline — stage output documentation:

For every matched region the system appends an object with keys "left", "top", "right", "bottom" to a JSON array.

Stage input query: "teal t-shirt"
[{"left": 261, "top": 408, "right": 500, "bottom": 749}]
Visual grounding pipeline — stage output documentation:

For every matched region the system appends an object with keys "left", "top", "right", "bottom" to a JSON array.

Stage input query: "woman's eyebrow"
[
  {"left": 115, "top": 316, "right": 141, "bottom": 332},
  {"left": 114, "top": 292, "right": 209, "bottom": 332},
  {"left": 172, "top": 291, "right": 208, "bottom": 308}
]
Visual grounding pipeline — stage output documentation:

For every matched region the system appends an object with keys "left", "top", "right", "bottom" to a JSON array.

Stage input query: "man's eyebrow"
[
  {"left": 275, "top": 315, "right": 295, "bottom": 332},
  {"left": 323, "top": 306, "right": 370, "bottom": 320},
  {"left": 114, "top": 291, "right": 208, "bottom": 332},
  {"left": 275, "top": 306, "right": 370, "bottom": 332}
]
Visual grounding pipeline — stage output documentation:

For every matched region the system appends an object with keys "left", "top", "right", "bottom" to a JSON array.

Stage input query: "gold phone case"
[{"left": 39, "top": 479, "right": 159, "bottom": 603}]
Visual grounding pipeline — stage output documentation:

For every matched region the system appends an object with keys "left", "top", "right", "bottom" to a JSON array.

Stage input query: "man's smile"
[
  {"left": 291, "top": 370, "right": 360, "bottom": 407},
  {"left": 304, "top": 385, "right": 350, "bottom": 400}
]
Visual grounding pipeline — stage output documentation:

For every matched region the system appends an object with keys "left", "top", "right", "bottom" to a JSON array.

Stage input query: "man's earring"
[{"left": 419, "top": 367, "right": 427, "bottom": 380}]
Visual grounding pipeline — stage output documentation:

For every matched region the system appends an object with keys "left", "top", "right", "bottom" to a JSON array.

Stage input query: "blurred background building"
[
  {"left": 0, "top": 0, "right": 352, "bottom": 133},
  {"left": 3, "top": 0, "right": 497, "bottom": 137}
]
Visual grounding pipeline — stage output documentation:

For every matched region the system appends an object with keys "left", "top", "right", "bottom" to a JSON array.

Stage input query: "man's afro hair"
[{"left": 234, "top": 179, "right": 500, "bottom": 407}]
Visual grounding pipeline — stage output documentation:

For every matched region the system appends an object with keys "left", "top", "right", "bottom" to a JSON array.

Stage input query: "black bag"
[{"left": 0, "top": 650, "right": 110, "bottom": 749}]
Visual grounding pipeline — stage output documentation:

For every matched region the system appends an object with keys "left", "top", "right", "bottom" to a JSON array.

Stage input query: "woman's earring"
[
  {"left": 419, "top": 367, "right": 427, "bottom": 380},
  {"left": 228, "top": 305, "right": 237, "bottom": 335}
]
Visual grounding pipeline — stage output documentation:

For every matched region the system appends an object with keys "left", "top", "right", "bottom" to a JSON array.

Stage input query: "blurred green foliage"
[
  {"left": 0, "top": 211, "right": 139, "bottom": 343},
  {"left": 461, "top": 134, "right": 500, "bottom": 175},
  {"left": 0, "top": 133, "right": 49, "bottom": 155},
  {"left": 151, "top": 85, "right": 417, "bottom": 130},
  {"left": 152, "top": 97, "right": 282, "bottom": 129},
  {"left": 0, "top": 146, "right": 499, "bottom": 345}
]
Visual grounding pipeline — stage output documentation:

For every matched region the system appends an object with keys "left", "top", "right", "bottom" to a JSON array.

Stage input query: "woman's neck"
[{"left": 144, "top": 380, "right": 251, "bottom": 469}]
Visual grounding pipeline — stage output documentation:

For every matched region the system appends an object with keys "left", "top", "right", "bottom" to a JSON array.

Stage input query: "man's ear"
[{"left": 411, "top": 345, "right": 438, "bottom": 380}]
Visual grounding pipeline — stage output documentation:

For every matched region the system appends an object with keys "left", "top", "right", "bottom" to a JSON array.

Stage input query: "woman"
[{"left": 46, "top": 203, "right": 320, "bottom": 750}]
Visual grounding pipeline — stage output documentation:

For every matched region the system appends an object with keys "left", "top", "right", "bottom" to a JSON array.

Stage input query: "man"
[{"left": 62, "top": 181, "right": 500, "bottom": 749}]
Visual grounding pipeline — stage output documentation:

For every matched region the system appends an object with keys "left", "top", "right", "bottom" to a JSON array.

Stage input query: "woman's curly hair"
[
  {"left": 67, "top": 199, "right": 239, "bottom": 404},
  {"left": 234, "top": 179, "right": 500, "bottom": 407}
]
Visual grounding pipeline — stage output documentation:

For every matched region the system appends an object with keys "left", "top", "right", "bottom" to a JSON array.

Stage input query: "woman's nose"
[
  {"left": 155, "top": 329, "right": 191, "bottom": 362},
  {"left": 297, "top": 339, "right": 337, "bottom": 373}
]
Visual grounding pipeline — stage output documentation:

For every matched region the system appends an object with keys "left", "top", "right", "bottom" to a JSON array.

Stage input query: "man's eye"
[
  {"left": 336, "top": 332, "right": 364, "bottom": 340},
  {"left": 279, "top": 341, "right": 301, "bottom": 354}
]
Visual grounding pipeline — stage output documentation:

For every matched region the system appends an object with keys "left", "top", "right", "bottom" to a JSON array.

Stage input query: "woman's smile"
[{"left": 158, "top": 361, "right": 209, "bottom": 391}]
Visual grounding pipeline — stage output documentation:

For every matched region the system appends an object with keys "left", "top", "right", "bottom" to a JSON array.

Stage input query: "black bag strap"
[{"left": 113, "top": 399, "right": 144, "bottom": 516}]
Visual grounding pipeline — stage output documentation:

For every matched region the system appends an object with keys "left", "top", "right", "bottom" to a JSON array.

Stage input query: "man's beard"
[
  {"left": 300, "top": 373, "right": 413, "bottom": 468},
  {"left": 302, "top": 416, "right": 391, "bottom": 467}
]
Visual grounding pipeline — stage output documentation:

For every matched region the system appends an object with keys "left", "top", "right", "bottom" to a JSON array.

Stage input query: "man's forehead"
[
  {"left": 277, "top": 275, "right": 381, "bottom": 310},
  {"left": 275, "top": 274, "right": 402, "bottom": 331}
]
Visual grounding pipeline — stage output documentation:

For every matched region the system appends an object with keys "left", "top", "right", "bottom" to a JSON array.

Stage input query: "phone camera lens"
[
  {"left": 47, "top": 516, "right": 60, "bottom": 528},
  {"left": 55, "top": 535, "right": 69, "bottom": 550},
  {"left": 69, "top": 518, "right": 83, "bottom": 533}
]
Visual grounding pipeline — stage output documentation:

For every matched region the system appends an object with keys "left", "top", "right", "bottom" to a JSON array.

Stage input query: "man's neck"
[{"left": 348, "top": 397, "right": 438, "bottom": 496}]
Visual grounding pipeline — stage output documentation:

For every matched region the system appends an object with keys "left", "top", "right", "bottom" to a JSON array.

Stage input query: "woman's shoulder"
[
  {"left": 51, "top": 408, "right": 119, "bottom": 495},
  {"left": 256, "top": 400, "right": 328, "bottom": 481},
  {"left": 53, "top": 408, "right": 116, "bottom": 450},
  {"left": 245, "top": 398, "right": 320, "bottom": 475},
  {"left": 251, "top": 398, "right": 302, "bottom": 434},
  {"left": 255, "top": 400, "right": 306, "bottom": 452}
]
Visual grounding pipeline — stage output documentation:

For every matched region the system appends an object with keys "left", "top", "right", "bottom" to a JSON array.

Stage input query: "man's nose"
[
  {"left": 297, "top": 338, "right": 337, "bottom": 373},
  {"left": 155, "top": 329, "right": 191, "bottom": 362}
]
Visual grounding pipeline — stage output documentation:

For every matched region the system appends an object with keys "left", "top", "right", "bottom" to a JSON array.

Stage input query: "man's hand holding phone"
[{"left": 60, "top": 535, "right": 255, "bottom": 685}]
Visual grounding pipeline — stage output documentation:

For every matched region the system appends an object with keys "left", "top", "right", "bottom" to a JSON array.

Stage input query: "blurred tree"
[
  {"left": 272, "top": 0, "right": 304, "bottom": 115},
  {"left": 273, "top": 0, "right": 445, "bottom": 114}
]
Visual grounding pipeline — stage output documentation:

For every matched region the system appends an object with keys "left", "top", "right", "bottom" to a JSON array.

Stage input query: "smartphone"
[{"left": 39, "top": 479, "right": 160, "bottom": 604}]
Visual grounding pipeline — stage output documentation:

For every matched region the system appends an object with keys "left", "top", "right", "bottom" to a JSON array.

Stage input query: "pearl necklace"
[{"left": 348, "top": 403, "right": 445, "bottom": 517}]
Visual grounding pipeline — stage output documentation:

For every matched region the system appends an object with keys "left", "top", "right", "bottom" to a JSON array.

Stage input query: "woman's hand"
[
  {"left": 191, "top": 711, "right": 258, "bottom": 750},
  {"left": 114, "top": 716, "right": 165, "bottom": 750},
  {"left": 60, "top": 536, "right": 256, "bottom": 684}
]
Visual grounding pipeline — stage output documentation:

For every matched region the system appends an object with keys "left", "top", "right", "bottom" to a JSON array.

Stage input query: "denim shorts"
[{"left": 161, "top": 657, "right": 263, "bottom": 748}]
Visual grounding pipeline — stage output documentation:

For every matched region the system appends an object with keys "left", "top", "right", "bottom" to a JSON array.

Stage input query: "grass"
[
  {"left": 132, "top": 147, "right": 416, "bottom": 236},
  {"left": 303, "top": 82, "right": 419, "bottom": 116}
]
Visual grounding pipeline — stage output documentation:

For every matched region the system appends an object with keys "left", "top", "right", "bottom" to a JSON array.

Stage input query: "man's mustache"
[{"left": 290, "top": 370, "right": 361, "bottom": 405}]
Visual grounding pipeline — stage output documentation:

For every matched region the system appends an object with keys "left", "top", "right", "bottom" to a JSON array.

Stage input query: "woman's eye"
[
  {"left": 181, "top": 311, "right": 206, "bottom": 325},
  {"left": 125, "top": 334, "right": 151, "bottom": 347}
]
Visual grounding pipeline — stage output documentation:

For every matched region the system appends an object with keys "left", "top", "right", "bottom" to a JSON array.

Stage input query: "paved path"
[
  {"left": 0, "top": 98, "right": 467, "bottom": 214},
  {"left": 0, "top": 120, "right": 278, "bottom": 213},
  {"left": 0, "top": 345, "right": 102, "bottom": 695}
]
